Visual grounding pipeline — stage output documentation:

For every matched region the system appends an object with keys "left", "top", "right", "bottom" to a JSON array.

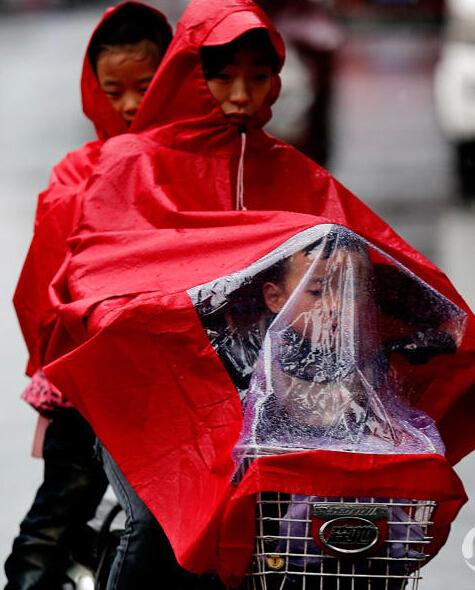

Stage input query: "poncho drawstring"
[{"left": 236, "top": 128, "right": 247, "bottom": 211}]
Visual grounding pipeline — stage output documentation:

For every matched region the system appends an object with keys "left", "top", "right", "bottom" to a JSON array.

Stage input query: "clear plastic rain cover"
[{"left": 189, "top": 225, "right": 466, "bottom": 461}]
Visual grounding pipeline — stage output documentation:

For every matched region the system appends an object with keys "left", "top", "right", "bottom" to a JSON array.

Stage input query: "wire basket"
[{"left": 236, "top": 450, "right": 436, "bottom": 590}]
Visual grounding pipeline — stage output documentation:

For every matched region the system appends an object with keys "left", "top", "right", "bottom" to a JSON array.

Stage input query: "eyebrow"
[
  {"left": 100, "top": 79, "right": 122, "bottom": 87},
  {"left": 136, "top": 75, "right": 155, "bottom": 83},
  {"left": 101, "top": 75, "right": 154, "bottom": 88},
  {"left": 227, "top": 55, "right": 273, "bottom": 67},
  {"left": 253, "top": 59, "right": 272, "bottom": 67},
  {"left": 308, "top": 277, "right": 324, "bottom": 284}
]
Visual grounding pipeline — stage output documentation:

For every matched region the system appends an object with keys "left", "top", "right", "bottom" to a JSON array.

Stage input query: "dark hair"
[
  {"left": 88, "top": 4, "right": 172, "bottom": 72},
  {"left": 200, "top": 29, "right": 280, "bottom": 80},
  {"left": 258, "top": 227, "right": 367, "bottom": 288},
  {"left": 214, "top": 228, "right": 368, "bottom": 331}
]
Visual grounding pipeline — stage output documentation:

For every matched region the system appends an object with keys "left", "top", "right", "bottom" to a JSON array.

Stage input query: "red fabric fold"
[{"left": 45, "top": 214, "right": 475, "bottom": 574}]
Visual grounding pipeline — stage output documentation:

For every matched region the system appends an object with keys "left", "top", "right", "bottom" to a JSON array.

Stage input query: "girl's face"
[
  {"left": 206, "top": 46, "right": 273, "bottom": 127},
  {"left": 263, "top": 249, "right": 370, "bottom": 338},
  {"left": 96, "top": 40, "right": 162, "bottom": 126},
  {"left": 263, "top": 251, "right": 324, "bottom": 314}
]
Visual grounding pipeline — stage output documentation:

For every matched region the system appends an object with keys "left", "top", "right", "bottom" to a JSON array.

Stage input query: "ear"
[{"left": 262, "top": 281, "right": 287, "bottom": 314}]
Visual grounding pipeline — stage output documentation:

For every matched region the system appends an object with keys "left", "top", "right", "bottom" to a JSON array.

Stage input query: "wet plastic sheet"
[
  {"left": 194, "top": 224, "right": 467, "bottom": 585},
  {"left": 191, "top": 224, "right": 466, "bottom": 459}
]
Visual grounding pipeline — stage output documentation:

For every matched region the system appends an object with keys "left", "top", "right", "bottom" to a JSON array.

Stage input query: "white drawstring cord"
[{"left": 236, "top": 129, "right": 247, "bottom": 211}]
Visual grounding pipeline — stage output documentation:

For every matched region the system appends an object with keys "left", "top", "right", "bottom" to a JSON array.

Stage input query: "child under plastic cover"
[
  {"left": 196, "top": 223, "right": 463, "bottom": 459},
  {"left": 236, "top": 226, "right": 461, "bottom": 458},
  {"left": 192, "top": 224, "right": 466, "bottom": 587}
]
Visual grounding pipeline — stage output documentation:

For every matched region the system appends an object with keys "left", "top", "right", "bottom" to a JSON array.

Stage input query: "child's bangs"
[
  {"left": 201, "top": 29, "right": 281, "bottom": 79},
  {"left": 88, "top": 5, "right": 172, "bottom": 71}
]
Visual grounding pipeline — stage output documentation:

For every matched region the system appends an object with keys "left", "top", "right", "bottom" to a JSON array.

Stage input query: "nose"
[
  {"left": 229, "top": 77, "right": 251, "bottom": 107},
  {"left": 120, "top": 92, "right": 140, "bottom": 123}
]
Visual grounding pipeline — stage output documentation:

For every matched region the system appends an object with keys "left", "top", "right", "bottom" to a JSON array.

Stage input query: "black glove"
[{"left": 386, "top": 329, "right": 457, "bottom": 365}]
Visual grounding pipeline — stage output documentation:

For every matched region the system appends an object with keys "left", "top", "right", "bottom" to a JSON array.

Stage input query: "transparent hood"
[{"left": 189, "top": 225, "right": 466, "bottom": 460}]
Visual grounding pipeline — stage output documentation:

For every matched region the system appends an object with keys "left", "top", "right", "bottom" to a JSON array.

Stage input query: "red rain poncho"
[
  {"left": 13, "top": 1, "right": 172, "bottom": 376},
  {"left": 44, "top": 0, "right": 475, "bottom": 580}
]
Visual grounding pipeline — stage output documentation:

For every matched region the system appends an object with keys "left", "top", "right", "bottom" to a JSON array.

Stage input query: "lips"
[{"left": 225, "top": 113, "right": 251, "bottom": 125}]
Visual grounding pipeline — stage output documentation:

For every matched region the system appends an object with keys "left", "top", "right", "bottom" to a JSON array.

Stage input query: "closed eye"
[
  {"left": 253, "top": 73, "right": 271, "bottom": 82},
  {"left": 212, "top": 72, "right": 232, "bottom": 82}
]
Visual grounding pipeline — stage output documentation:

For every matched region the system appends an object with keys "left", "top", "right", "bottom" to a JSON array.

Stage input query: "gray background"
[{"left": 1, "top": 4, "right": 474, "bottom": 587}]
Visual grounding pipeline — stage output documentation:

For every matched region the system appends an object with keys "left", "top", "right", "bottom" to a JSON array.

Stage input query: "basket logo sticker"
[
  {"left": 462, "top": 527, "right": 475, "bottom": 573},
  {"left": 312, "top": 503, "right": 388, "bottom": 557}
]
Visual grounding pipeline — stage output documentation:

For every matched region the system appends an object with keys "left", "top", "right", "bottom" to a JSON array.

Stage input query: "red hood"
[
  {"left": 13, "top": 2, "right": 172, "bottom": 375},
  {"left": 132, "top": 0, "right": 285, "bottom": 148},
  {"left": 81, "top": 1, "right": 173, "bottom": 140}
]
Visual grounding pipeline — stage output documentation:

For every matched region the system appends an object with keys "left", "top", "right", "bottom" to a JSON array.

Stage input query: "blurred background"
[{"left": 1, "top": 0, "right": 474, "bottom": 587}]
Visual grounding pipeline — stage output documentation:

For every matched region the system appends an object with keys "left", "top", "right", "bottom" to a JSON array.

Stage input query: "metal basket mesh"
[{"left": 237, "top": 453, "right": 436, "bottom": 590}]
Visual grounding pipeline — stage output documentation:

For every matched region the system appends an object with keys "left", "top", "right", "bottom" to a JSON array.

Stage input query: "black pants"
[
  {"left": 100, "top": 446, "right": 197, "bottom": 590},
  {"left": 4, "top": 409, "right": 108, "bottom": 590},
  {"left": 100, "top": 446, "right": 225, "bottom": 590}
]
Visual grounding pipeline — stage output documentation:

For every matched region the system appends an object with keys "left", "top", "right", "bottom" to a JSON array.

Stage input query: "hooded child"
[
  {"left": 223, "top": 226, "right": 461, "bottom": 587},
  {"left": 43, "top": 0, "right": 475, "bottom": 582},
  {"left": 5, "top": 4, "right": 173, "bottom": 590}
]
